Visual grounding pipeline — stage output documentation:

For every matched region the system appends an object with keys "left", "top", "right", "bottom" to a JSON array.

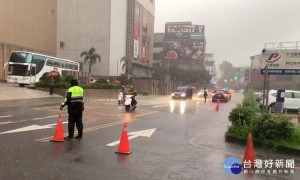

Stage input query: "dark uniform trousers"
[{"left": 68, "top": 112, "right": 83, "bottom": 137}]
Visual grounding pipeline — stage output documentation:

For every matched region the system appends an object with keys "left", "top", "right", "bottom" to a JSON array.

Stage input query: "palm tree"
[
  {"left": 80, "top": 47, "right": 101, "bottom": 74},
  {"left": 120, "top": 56, "right": 134, "bottom": 78}
]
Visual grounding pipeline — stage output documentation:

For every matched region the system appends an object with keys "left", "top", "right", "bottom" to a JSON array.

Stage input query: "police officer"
[
  {"left": 60, "top": 78, "right": 84, "bottom": 140},
  {"left": 203, "top": 88, "right": 208, "bottom": 103}
]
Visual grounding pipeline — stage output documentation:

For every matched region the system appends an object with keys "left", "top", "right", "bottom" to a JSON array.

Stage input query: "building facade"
[
  {"left": 57, "top": 0, "right": 155, "bottom": 78},
  {"left": 0, "top": 0, "right": 57, "bottom": 80}
]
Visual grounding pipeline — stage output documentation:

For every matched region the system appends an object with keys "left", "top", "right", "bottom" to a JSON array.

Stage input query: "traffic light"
[
  {"left": 234, "top": 76, "right": 238, "bottom": 81},
  {"left": 224, "top": 79, "right": 227, "bottom": 83}
]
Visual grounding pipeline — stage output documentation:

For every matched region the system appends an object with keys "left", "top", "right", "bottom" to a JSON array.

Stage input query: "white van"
[{"left": 261, "top": 90, "right": 300, "bottom": 112}]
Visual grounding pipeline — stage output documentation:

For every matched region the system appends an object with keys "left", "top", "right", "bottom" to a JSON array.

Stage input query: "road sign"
[
  {"left": 260, "top": 50, "right": 300, "bottom": 75},
  {"left": 106, "top": 128, "right": 156, "bottom": 147}
]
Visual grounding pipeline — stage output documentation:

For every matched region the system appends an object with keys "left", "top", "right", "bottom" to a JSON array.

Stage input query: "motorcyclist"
[{"left": 127, "top": 86, "right": 137, "bottom": 107}]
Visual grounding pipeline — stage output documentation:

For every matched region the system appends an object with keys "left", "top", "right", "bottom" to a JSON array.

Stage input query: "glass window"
[
  {"left": 67, "top": 63, "right": 73, "bottom": 69},
  {"left": 32, "top": 55, "right": 46, "bottom": 75},
  {"left": 285, "top": 92, "right": 293, "bottom": 98},
  {"left": 53, "top": 60, "right": 61, "bottom": 67},
  {"left": 74, "top": 64, "right": 79, "bottom": 70},
  {"left": 46, "top": 59, "right": 54, "bottom": 66},
  {"left": 294, "top": 92, "right": 300, "bottom": 99},
  {"left": 9, "top": 52, "right": 32, "bottom": 63},
  {"left": 61, "top": 61, "right": 67, "bottom": 68}
]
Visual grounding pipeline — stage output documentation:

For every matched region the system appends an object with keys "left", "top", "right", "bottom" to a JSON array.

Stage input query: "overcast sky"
[{"left": 154, "top": 0, "right": 300, "bottom": 67}]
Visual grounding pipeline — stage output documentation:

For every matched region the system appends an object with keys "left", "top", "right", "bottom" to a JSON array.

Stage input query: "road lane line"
[
  {"left": 0, "top": 115, "right": 13, "bottom": 119},
  {"left": 0, "top": 114, "right": 68, "bottom": 126},
  {"left": 36, "top": 118, "right": 141, "bottom": 142},
  {"left": 0, "top": 121, "right": 13, "bottom": 125}
]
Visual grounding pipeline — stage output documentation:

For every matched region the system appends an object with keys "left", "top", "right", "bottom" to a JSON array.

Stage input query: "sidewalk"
[{"left": 0, "top": 83, "right": 61, "bottom": 101}]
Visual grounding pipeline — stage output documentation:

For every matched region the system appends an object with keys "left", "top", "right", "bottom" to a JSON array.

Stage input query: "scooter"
[
  {"left": 118, "top": 92, "right": 125, "bottom": 105},
  {"left": 124, "top": 95, "right": 137, "bottom": 112}
]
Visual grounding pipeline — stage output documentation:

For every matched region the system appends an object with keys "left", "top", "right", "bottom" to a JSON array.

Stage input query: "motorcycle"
[
  {"left": 124, "top": 95, "right": 137, "bottom": 112},
  {"left": 118, "top": 92, "right": 125, "bottom": 105}
]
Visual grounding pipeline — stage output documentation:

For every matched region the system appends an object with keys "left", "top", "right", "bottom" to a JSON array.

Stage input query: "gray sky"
[{"left": 154, "top": 0, "right": 300, "bottom": 67}]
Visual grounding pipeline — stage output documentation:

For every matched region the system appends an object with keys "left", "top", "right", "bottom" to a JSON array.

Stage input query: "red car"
[{"left": 211, "top": 90, "right": 231, "bottom": 102}]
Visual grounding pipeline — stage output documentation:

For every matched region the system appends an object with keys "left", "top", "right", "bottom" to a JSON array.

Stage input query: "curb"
[{"left": 225, "top": 134, "right": 300, "bottom": 156}]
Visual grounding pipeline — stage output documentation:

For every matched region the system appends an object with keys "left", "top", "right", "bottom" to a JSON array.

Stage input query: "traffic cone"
[
  {"left": 50, "top": 115, "right": 64, "bottom": 142},
  {"left": 215, "top": 99, "right": 220, "bottom": 111},
  {"left": 242, "top": 133, "right": 256, "bottom": 167},
  {"left": 115, "top": 123, "right": 132, "bottom": 155}
]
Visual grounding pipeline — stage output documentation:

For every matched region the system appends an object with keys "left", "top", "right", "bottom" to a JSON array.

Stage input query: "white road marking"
[
  {"left": 0, "top": 121, "right": 12, "bottom": 125},
  {"left": 0, "top": 115, "right": 13, "bottom": 119},
  {"left": 106, "top": 128, "right": 156, "bottom": 147},
  {"left": 0, "top": 114, "right": 68, "bottom": 126},
  {"left": 0, "top": 122, "right": 68, "bottom": 135},
  {"left": 152, "top": 105, "right": 165, "bottom": 108}
]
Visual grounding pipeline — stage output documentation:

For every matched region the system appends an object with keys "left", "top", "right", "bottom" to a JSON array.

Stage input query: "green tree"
[
  {"left": 80, "top": 47, "right": 101, "bottom": 74},
  {"left": 219, "top": 61, "right": 234, "bottom": 80},
  {"left": 120, "top": 57, "right": 134, "bottom": 78}
]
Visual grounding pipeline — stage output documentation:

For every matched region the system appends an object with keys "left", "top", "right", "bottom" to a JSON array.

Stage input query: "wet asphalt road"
[{"left": 0, "top": 94, "right": 300, "bottom": 180}]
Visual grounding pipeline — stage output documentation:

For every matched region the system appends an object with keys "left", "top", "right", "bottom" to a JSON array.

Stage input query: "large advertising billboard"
[
  {"left": 164, "top": 22, "right": 205, "bottom": 60},
  {"left": 260, "top": 50, "right": 300, "bottom": 75},
  {"left": 165, "top": 23, "right": 205, "bottom": 39}
]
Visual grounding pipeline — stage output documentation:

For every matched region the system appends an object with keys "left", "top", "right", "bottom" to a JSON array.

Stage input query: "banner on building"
[{"left": 133, "top": 2, "right": 140, "bottom": 58}]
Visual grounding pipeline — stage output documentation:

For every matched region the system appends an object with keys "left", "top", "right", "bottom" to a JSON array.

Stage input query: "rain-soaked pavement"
[{"left": 0, "top": 93, "right": 299, "bottom": 180}]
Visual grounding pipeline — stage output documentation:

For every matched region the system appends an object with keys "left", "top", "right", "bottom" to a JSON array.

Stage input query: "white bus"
[{"left": 7, "top": 51, "right": 80, "bottom": 87}]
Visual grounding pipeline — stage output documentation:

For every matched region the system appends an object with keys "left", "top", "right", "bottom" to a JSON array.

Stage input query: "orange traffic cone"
[
  {"left": 243, "top": 133, "right": 256, "bottom": 167},
  {"left": 215, "top": 99, "right": 220, "bottom": 111},
  {"left": 50, "top": 115, "right": 64, "bottom": 142},
  {"left": 115, "top": 123, "right": 132, "bottom": 155}
]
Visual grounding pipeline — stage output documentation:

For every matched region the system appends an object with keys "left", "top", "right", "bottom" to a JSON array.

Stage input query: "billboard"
[
  {"left": 164, "top": 39, "right": 205, "bottom": 60},
  {"left": 164, "top": 22, "right": 205, "bottom": 60},
  {"left": 260, "top": 50, "right": 300, "bottom": 75},
  {"left": 165, "top": 23, "right": 205, "bottom": 39}
]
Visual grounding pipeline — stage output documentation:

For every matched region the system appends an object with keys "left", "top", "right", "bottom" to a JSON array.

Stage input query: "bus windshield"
[
  {"left": 8, "top": 64, "right": 29, "bottom": 76},
  {"left": 10, "top": 52, "right": 32, "bottom": 63}
]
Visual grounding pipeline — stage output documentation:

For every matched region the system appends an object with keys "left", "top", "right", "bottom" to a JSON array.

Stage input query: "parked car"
[
  {"left": 171, "top": 86, "right": 193, "bottom": 100},
  {"left": 260, "top": 90, "right": 300, "bottom": 113},
  {"left": 211, "top": 90, "right": 231, "bottom": 102}
]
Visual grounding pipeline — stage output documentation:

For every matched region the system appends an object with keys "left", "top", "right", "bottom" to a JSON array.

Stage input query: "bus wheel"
[{"left": 19, "top": 84, "right": 25, "bottom": 87}]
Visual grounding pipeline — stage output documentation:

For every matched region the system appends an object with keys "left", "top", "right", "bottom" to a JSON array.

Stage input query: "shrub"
[
  {"left": 39, "top": 72, "right": 62, "bottom": 83},
  {"left": 64, "top": 75, "right": 74, "bottom": 83},
  {"left": 96, "top": 79, "right": 108, "bottom": 84},
  {"left": 54, "top": 82, "right": 70, "bottom": 89},
  {"left": 253, "top": 114, "right": 294, "bottom": 143},
  {"left": 35, "top": 81, "right": 48, "bottom": 88},
  {"left": 228, "top": 91, "right": 260, "bottom": 126}
]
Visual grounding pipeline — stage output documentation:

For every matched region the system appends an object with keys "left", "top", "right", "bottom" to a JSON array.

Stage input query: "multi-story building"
[
  {"left": 0, "top": 0, "right": 155, "bottom": 81},
  {"left": 0, "top": 0, "right": 57, "bottom": 81},
  {"left": 57, "top": 0, "right": 155, "bottom": 78}
]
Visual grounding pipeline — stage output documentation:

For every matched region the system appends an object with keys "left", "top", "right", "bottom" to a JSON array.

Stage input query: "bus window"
[
  {"left": 46, "top": 59, "right": 54, "bottom": 66},
  {"left": 67, "top": 63, "right": 73, "bottom": 69},
  {"left": 53, "top": 60, "right": 61, "bottom": 68},
  {"left": 74, "top": 64, "right": 79, "bottom": 70},
  {"left": 61, "top": 61, "right": 67, "bottom": 68},
  {"left": 10, "top": 52, "right": 32, "bottom": 63},
  {"left": 32, "top": 55, "right": 46, "bottom": 74}
]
